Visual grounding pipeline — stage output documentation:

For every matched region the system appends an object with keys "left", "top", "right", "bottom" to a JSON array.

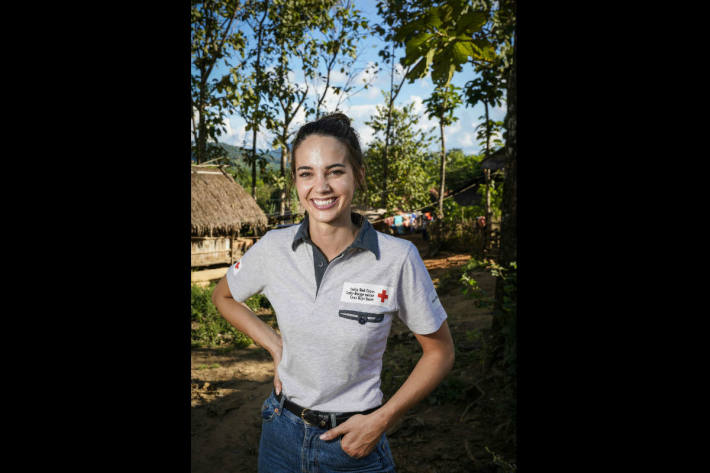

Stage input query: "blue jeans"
[{"left": 258, "top": 391, "right": 396, "bottom": 472}]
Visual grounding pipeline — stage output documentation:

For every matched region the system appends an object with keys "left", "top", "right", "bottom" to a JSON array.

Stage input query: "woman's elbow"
[
  {"left": 211, "top": 278, "right": 226, "bottom": 306},
  {"left": 444, "top": 345, "right": 455, "bottom": 373}
]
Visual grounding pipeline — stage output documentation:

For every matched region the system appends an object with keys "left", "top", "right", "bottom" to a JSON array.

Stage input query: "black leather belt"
[{"left": 276, "top": 391, "right": 380, "bottom": 429}]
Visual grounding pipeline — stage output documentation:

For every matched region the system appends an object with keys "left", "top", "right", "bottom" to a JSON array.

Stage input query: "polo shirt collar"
[{"left": 291, "top": 212, "right": 380, "bottom": 259}]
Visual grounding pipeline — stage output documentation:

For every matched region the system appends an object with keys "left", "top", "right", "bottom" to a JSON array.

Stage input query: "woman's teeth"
[{"left": 312, "top": 198, "right": 337, "bottom": 209}]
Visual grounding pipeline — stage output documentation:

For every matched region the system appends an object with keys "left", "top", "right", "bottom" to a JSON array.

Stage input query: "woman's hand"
[{"left": 319, "top": 411, "right": 387, "bottom": 458}]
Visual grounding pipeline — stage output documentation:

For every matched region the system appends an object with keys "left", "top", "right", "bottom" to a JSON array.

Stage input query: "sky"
[{"left": 202, "top": 0, "right": 506, "bottom": 157}]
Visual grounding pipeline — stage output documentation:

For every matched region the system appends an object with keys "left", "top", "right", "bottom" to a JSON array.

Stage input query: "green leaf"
[
  {"left": 405, "top": 32, "right": 433, "bottom": 58},
  {"left": 431, "top": 53, "right": 454, "bottom": 85},
  {"left": 424, "top": 47, "right": 435, "bottom": 71},
  {"left": 455, "top": 10, "right": 486, "bottom": 35},
  {"left": 406, "top": 57, "right": 428, "bottom": 82},
  {"left": 451, "top": 41, "right": 474, "bottom": 64},
  {"left": 473, "top": 38, "right": 496, "bottom": 61},
  {"left": 393, "top": 18, "right": 423, "bottom": 42}
]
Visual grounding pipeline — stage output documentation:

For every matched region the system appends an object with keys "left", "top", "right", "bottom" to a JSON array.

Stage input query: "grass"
[{"left": 191, "top": 283, "right": 274, "bottom": 349}]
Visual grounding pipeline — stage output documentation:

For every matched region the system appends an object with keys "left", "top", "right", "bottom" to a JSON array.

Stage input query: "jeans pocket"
[
  {"left": 335, "top": 436, "right": 382, "bottom": 466},
  {"left": 378, "top": 434, "right": 395, "bottom": 467},
  {"left": 260, "top": 395, "right": 278, "bottom": 423}
]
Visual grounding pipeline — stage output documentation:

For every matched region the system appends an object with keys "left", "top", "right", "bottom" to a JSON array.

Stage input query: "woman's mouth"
[{"left": 310, "top": 197, "right": 338, "bottom": 210}]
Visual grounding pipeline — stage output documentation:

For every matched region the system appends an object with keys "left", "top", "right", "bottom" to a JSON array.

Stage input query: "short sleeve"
[
  {"left": 396, "top": 243, "right": 447, "bottom": 334},
  {"left": 225, "top": 232, "right": 270, "bottom": 302}
]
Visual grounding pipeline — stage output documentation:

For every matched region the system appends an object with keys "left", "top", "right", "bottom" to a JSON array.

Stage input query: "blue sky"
[{"left": 201, "top": 1, "right": 506, "bottom": 156}]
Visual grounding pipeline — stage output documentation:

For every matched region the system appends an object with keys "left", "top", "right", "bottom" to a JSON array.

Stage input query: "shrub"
[{"left": 191, "top": 283, "right": 254, "bottom": 349}]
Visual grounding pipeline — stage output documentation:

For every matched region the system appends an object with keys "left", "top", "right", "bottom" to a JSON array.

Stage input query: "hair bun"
[{"left": 321, "top": 112, "right": 351, "bottom": 127}]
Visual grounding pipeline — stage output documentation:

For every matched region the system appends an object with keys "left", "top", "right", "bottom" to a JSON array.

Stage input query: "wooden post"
[{"left": 230, "top": 231, "right": 235, "bottom": 264}]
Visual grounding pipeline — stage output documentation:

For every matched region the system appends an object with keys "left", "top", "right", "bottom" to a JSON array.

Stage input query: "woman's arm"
[
  {"left": 319, "top": 320, "right": 455, "bottom": 457},
  {"left": 212, "top": 276, "right": 283, "bottom": 394}
]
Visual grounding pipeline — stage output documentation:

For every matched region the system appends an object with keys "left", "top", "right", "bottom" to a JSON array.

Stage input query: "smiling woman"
[{"left": 211, "top": 112, "right": 455, "bottom": 473}]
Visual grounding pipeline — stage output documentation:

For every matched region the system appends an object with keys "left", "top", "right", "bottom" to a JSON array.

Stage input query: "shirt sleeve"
[
  {"left": 225, "top": 232, "right": 271, "bottom": 302},
  {"left": 396, "top": 242, "right": 448, "bottom": 334}
]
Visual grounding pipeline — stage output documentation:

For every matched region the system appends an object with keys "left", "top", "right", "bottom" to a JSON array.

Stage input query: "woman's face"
[{"left": 293, "top": 134, "right": 360, "bottom": 226}]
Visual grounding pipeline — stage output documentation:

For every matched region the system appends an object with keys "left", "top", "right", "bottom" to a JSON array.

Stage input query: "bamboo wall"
[{"left": 190, "top": 236, "right": 257, "bottom": 268}]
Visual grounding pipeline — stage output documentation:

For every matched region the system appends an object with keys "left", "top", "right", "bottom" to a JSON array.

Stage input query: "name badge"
[{"left": 340, "top": 282, "right": 394, "bottom": 306}]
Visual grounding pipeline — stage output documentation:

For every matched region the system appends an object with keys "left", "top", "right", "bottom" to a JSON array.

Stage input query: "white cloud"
[
  {"left": 330, "top": 67, "right": 349, "bottom": 84},
  {"left": 363, "top": 85, "right": 381, "bottom": 99},
  {"left": 348, "top": 103, "right": 379, "bottom": 120},
  {"left": 452, "top": 131, "right": 475, "bottom": 149},
  {"left": 356, "top": 124, "right": 375, "bottom": 149}
]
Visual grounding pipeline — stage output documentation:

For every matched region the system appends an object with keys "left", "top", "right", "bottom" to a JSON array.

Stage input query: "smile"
[{"left": 311, "top": 197, "right": 338, "bottom": 210}]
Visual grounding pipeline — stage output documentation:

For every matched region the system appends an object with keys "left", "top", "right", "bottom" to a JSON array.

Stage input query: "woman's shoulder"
[{"left": 260, "top": 224, "right": 301, "bottom": 245}]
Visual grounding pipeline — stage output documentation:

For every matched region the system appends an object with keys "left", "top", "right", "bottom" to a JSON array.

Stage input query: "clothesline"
[{"left": 262, "top": 180, "right": 482, "bottom": 224}]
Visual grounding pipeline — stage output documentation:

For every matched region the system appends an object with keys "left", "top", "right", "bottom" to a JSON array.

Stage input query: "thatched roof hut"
[{"left": 191, "top": 165, "right": 268, "bottom": 237}]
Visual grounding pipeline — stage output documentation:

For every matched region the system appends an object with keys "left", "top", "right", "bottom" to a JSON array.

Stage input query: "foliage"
[
  {"left": 443, "top": 148, "right": 483, "bottom": 191},
  {"left": 424, "top": 83, "right": 463, "bottom": 218},
  {"left": 358, "top": 98, "right": 436, "bottom": 212},
  {"left": 485, "top": 446, "right": 517, "bottom": 473},
  {"left": 393, "top": 0, "right": 495, "bottom": 86},
  {"left": 191, "top": 0, "right": 248, "bottom": 163},
  {"left": 423, "top": 83, "right": 462, "bottom": 127},
  {"left": 427, "top": 200, "right": 485, "bottom": 255},
  {"left": 459, "top": 256, "right": 516, "bottom": 382},
  {"left": 304, "top": 0, "right": 371, "bottom": 119},
  {"left": 191, "top": 283, "right": 272, "bottom": 349}
]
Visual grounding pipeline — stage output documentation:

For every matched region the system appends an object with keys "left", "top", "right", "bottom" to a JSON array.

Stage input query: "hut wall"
[{"left": 191, "top": 236, "right": 257, "bottom": 268}]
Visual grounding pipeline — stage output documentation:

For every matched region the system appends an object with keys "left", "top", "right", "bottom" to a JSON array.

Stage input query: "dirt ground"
[{"left": 191, "top": 233, "right": 501, "bottom": 472}]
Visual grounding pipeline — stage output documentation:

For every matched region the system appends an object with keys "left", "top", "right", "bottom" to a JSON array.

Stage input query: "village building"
[{"left": 191, "top": 165, "right": 268, "bottom": 286}]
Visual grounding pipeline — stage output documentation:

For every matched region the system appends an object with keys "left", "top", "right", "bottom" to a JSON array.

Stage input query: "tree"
[
  {"left": 494, "top": 0, "right": 516, "bottom": 314},
  {"left": 393, "top": 0, "right": 517, "bottom": 325},
  {"left": 361, "top": 97, "right": 435, "bottom": 212},
  {"left": 191, "top": 0, "right": 247, "bottom": 164},
  {"left": 423, "top": 84, "right": 462, "bottom": 218},
  {"left": 304, "top": 0, "right": 370, "bottom": 119},
  {"left": 239, "top": 0, "right": 276, "bottom": 198},
  {"left": 467, "top": 65, "right": 504, "bottom": 253},
  {"left": 373, "top": 0, "right": 421, "bottom": 208},
  {"left": 266, "top": 1, "right": 328, "bottom": 216}
]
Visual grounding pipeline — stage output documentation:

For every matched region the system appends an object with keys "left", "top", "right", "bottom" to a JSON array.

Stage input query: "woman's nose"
[{"left": 315, "top": 174, "right": 332, "bottom": 193}]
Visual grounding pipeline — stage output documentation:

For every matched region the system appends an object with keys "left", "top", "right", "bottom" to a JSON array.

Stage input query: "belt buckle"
[{"left": 300, "top": 408, "right": 313, "bottom": 425}]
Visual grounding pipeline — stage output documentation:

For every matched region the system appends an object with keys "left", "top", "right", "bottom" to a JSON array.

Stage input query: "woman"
[{"left": 212, "top": 113, "right": 455, "bottom": 472}]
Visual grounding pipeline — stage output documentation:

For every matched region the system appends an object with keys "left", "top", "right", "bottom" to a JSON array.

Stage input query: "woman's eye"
[
  {"left": 298, "top": 172, "right": 311, "bottom": 178},
  {"left": 329, "top": 170, "right": 344, "bottom": 176}
]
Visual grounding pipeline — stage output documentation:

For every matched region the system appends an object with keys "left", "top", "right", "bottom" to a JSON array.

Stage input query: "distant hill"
[{"left": 216, "top": 142, "right": 282, "bottom": 169}]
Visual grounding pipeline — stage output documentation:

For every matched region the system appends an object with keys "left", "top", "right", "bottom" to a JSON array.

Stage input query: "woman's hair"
[{"left": 291, "top": 112, "right": 366, "bottom": 190}]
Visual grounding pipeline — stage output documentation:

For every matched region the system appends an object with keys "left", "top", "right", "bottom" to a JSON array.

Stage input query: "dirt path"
[{"left": 191, "top": 233, "right": 497, "bottom": 472}]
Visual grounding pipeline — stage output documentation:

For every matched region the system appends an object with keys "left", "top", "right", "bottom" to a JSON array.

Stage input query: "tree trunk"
[
  {"left": 250, "top": 4, "right": 269, "bottom": 199},
  {"left": 484, "top": 101, "right": 491, "bottom": 254},
  {"left": 381, "top": 42, "right": 396, "bottom": 210},
  {"left": 438, "top": 119, "right": 446, "bottom": 219},
  {"left": 382, "top": 112, "right": 391, "bottom": 209},
  {"left": 280, "top": 134, "right": 287, "bottom": 217},
  {"left": 495, "top": 36, "right": 517, "bottom": 314},
  {"left": 197, "top": 79, "right": 208, "bottom": 164}
]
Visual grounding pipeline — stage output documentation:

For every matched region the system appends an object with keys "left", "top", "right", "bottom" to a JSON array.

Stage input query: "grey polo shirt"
[{"left": 226, "top": 213, "right": 447, "bottom": 412}]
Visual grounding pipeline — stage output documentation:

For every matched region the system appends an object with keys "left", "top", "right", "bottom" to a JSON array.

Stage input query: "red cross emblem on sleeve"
[
  {"left": 235, "top": 262, "right": 240, "bottom": 269},
  {"left": 377, "top": 289, "right": 388, "bottom": 303}
]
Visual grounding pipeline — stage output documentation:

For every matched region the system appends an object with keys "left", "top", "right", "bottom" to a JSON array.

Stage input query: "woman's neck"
[{"left": 308, "top": 213, "right": 359, "bottom": 261}]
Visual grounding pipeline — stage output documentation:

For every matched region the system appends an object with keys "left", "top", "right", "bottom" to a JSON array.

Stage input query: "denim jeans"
[{"left": 258, "top": 391, "right": 396, "bottom": 472}]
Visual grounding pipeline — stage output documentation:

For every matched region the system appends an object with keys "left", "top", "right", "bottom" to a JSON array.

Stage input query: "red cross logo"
[
  {"left": 234, "top": 262, "right": 240, "bottom": 269},
  {"left": 377, "top": 289, "right": 388, "bottom": 303}
]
